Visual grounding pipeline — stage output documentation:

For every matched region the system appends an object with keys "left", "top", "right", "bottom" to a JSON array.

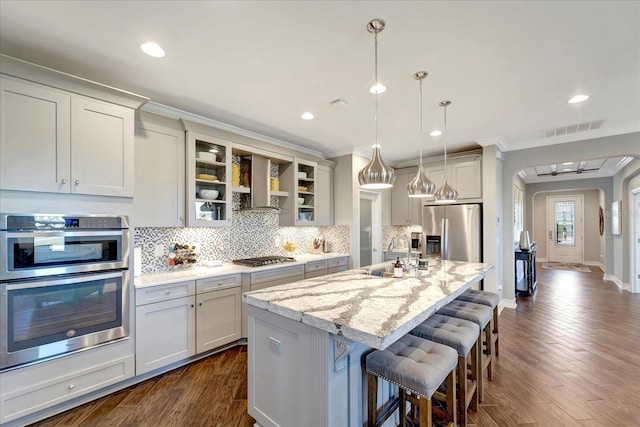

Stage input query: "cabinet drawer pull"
[
  {"left": 165, "top": 291, "right": 171, "bottom": 295},
  {"left": 218, "top": 282, "right": 222, "bottom": 286},
  {"left": 68, "top": 384, "right": 75, "bottom": 390}
]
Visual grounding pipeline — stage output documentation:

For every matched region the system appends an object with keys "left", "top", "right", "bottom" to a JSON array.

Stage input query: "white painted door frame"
[
  {"left": 358, "top": 191, "right": 382, "bottom": 268},
  {"left": 547, "top": 195, "right": 584, "bottom": 263},
  {"left": 632, "top": 188, "right": 640, "bottom": 293}
]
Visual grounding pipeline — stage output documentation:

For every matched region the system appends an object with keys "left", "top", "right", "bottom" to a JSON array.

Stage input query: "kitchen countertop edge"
[{"left": 133, "top": 253, "right": 350, "bottom": 288}]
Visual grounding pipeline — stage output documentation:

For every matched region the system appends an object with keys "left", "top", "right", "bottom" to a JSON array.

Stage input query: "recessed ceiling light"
[
  {"left": 562, "top": 161, "right": 573, "bottom": 165},
  {"left": 568, "top": 94, "right": 589, "bottom": 104},
  {"left": 430, "top": 130, "right": 442, "bottom": 136},
  {"left": 369, "top": 83, "right": 386, "bottom": 94},
  {"left": 300, "top": 112, "right": 314, "bottom": 120},
  {"left": 140, "top": 42, "right": 165, "bottom": 58}
]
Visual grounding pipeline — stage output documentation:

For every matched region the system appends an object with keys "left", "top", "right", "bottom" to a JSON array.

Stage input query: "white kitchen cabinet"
[
  {"left": 196, "top": 286, "right": 242, "bottom": 353},
  {"left": 0, "top": 76, "right": 137, "bottom": 197},
  {"left": 0, "top": 77, "right": 70, "bottom": 193},
  {"left": 391, "top": 168, "right": 423, "bottom": 226},
  {"left": 135, "top": 281, "right": 196, "bottom": 375},
  {"left": 450, "top": 159, "right": 482, "bottom": 200},
  {"left": 426, "top": 157, "right": 482, "bottom": 201},
  {"left": 134, "top": 112, "right": 185, "bottom": 227},
  {"left": 70, "top": 97, "right": 134, "bottom": 196},
  {"left": 184, "top": 126, "right": 232, "bottom": 226},
  {"left": 315, "top": 164, "right": 334, "bottom": 226},
  {"left": 0, "top": 339, "right": 133, "bottom": 425}
]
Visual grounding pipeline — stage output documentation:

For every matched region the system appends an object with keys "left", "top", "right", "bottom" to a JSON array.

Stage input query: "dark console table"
[{"left": 515, "top": 243, "right": 536, "bottom": 296}]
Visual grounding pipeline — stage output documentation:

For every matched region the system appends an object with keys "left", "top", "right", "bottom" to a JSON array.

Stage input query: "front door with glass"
[{"left": 547, "top": 195, "right": 583, "bottom": 263}]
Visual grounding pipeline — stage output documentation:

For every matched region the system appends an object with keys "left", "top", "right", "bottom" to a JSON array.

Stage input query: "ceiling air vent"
[{"left": 542, "top": 119, "right": 604, "bottom": 138}]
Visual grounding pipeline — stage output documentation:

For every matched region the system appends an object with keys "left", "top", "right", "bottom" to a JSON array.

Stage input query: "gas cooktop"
[{"left": 232, "top": 256, "right": 295, "bottom": 267}]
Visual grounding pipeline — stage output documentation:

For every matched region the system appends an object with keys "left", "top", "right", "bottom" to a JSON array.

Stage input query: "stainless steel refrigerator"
[{"left": 422, "top": 203, "right": 482, "bottom": 262}]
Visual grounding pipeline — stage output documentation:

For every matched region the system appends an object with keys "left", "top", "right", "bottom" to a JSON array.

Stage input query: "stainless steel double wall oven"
[{"left": 0, "top": 214, "right": 130, "bottom": 371}]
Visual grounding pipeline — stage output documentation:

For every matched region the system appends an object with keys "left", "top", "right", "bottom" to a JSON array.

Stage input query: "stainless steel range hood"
[{"left": 238, "top": 155, "right": 279, "bottom": 212}]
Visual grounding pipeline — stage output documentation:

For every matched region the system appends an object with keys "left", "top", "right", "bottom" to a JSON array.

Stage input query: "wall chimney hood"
[{"left": 238, "top": 155, "right": 279, "bottom": 212}]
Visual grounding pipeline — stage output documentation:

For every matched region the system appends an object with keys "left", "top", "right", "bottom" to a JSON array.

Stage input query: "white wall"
[{"left": 612, "top": 158, "right": 640, "bottom": 285}]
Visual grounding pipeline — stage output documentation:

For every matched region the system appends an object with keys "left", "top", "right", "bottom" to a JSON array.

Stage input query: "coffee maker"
[{"left": 410, "top": 232, "right": 422, "bottom": 252}]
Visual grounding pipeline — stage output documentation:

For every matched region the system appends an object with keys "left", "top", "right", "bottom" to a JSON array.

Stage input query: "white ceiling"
[
  {"left": 518, "top": 157, "right": 632, "bottom": 184},
  {"left": 1, "top": 1, "right": 638, "bottom": 165}
]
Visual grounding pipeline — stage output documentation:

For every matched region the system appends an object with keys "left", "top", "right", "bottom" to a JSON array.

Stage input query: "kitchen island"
[{"left": 243, "top": 258, "right": 494, "bottom": 427}]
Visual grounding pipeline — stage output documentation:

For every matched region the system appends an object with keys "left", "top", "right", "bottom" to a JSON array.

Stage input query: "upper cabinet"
[
  {"left": 391, "top": 168, "right": 423, "bottom": 226},
  {"left": 0, "top": 78, "right": 71, "bottom": 193},
  {"left": 185, "top": 130, "right": 232, "bottom": 227},
  {"left": 426, "top": 156, "right": 482, "bottom": 202},
  {"left": 134, "top": 112, "right": 185, "bottom": 227},
  {"left": 315, "top": 164, "right": 333, "bottom": 226},
  {"left": 0, "top": 56, "right": 147, "bottom": 197}
]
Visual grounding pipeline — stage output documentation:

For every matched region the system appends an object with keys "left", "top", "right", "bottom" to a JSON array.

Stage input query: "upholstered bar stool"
[
  {"left": 410, "top": 314, "right": 480, "bottom": 427},
  {"left": 366, "top": 334, "right": 458, "bottom": 427},
  {"left": 437, "top": 300, "right": 493, "bottom": 402},
  {"left": 456, "top": 289, "right": 500, "bottom": 355}
]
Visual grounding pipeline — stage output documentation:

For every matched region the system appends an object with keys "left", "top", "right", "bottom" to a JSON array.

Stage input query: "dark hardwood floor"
[{"left": 30, "top": 266, "right": 640, "bottom": 426}]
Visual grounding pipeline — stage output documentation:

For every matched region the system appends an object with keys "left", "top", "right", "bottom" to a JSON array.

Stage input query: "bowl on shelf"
[
  {"left": 298, "top": 186, "right": 308, "bottom": 192},
  {"left": 298, "top": 197, "right": 304, "bottom": 205},
  {"left": 297, "top": 171, "right": 307, "bottom": 179},
  {"left": 298, "top": 212, "right": 312, "bottom": 221},
  {"left": 196, "top": 152, "right": 217, "bottom": 162},
  {"left": 196, "top": 173, "right": 218, "bottom": 181},
  {"left": 199, "top": 189, "right": 219, "bottom": 200}
]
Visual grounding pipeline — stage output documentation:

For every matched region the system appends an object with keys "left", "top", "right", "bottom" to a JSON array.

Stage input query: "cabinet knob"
[
  {"left": 165, "top": 291, "right": 171, "bottom": 295},
  {"left": 191, "top": 304, "right": 194, "bottom": 308},
  {"left": 68, "top": 384, "right": 75, "bottom": 390},
  {"left": 61, "top": 178, "right": 67, "bottom": 184},
  {"left": 199, "top": 302, "right": 203, "bottom": 306},
  {"left": 75, "top": 180, "right": 80, "bottom": 185},
  {"left": 217, "top": 282, "right": 222, "bottom": 286}
]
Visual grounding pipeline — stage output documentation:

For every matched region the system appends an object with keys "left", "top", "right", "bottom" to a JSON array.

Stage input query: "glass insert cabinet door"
[{"left": 553, "top": 200, "right": 575, "bottom": 245}]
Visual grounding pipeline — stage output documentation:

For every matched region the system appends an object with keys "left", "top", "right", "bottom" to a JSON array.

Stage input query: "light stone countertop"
[
  {"left": 243, "top": 258, "right": 494, "bottom": 350},
  {"left": 133, "top": 253, "right": 350, "bottom": 288}
]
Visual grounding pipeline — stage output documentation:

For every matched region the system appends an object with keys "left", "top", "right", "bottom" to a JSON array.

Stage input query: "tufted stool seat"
[
  {"left": 410, "top": 314, "right": 480, "bottom": 426},
  {"left": 437, "top": 300, "right": 494, "bottom": 402},
  {"left": 456, "top": 289, "right": 500, "bottom": 355},
  {"left": 366, "top": 334, "right": 457, "bottom": 427}
]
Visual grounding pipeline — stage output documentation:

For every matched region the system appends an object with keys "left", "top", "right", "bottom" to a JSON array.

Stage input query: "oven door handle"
[
  {"left": 5, "top": 271, "right": 125, "bottom": 290},
  {"left": 4, "top": 230, "right": 124, "bottom": 238}
]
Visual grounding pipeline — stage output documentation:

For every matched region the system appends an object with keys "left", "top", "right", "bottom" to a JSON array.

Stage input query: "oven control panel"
[{"left": 2, "top": 214, "right": 128, "bottom": 231}]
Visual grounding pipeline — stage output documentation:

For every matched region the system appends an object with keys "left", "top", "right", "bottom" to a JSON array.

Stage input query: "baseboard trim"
[
  {"left": 604, "top": 274, "right": 630, "bottom": 292},
  {"left": 500, "top": 298, "right": 517, "bottom": 311}
]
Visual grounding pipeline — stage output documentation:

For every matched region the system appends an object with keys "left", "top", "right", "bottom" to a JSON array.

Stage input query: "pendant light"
[
  {"left": 434, "top": 100, "right": 458, "bottom": 203},
  {"left": 358, "top": 19, "right": 395, "bottom": 189},
  {"left": 407, "top": 71, "right": 436, "bottom": 198}
]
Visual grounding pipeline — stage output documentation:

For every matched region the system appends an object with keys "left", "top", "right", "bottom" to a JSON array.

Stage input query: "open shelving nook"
[{"left": 185, "top": 130, "right": 232, "bottom": 226}]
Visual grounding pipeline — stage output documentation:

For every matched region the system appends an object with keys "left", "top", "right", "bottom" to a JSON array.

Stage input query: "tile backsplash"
[{"left": 134, "top": 210, "right": 349, "bottom": 273}]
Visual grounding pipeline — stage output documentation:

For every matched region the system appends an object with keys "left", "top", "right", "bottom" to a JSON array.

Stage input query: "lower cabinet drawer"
[
  {"left": 327, "top": 257, "right": 348, "bottom": 269},
  {"left": 1, "top": 355, "right": 134, "bottom": 423},
  {"left": 136, "top": 280, "right": 196, "bottom": 306},
  {"left": 305, "top": 260, "right": 327, "bottom": 273},
  {"left": 196, "top": 274, "right": 241, "bottom": 293}
]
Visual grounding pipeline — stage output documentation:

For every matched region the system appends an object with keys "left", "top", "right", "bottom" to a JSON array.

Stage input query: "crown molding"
[
  {"left": 142, "top": 101, "right": 324, "bottom": 159},
  {"left": 475, "top": 136, "right": 508, "bottom": 152}
]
